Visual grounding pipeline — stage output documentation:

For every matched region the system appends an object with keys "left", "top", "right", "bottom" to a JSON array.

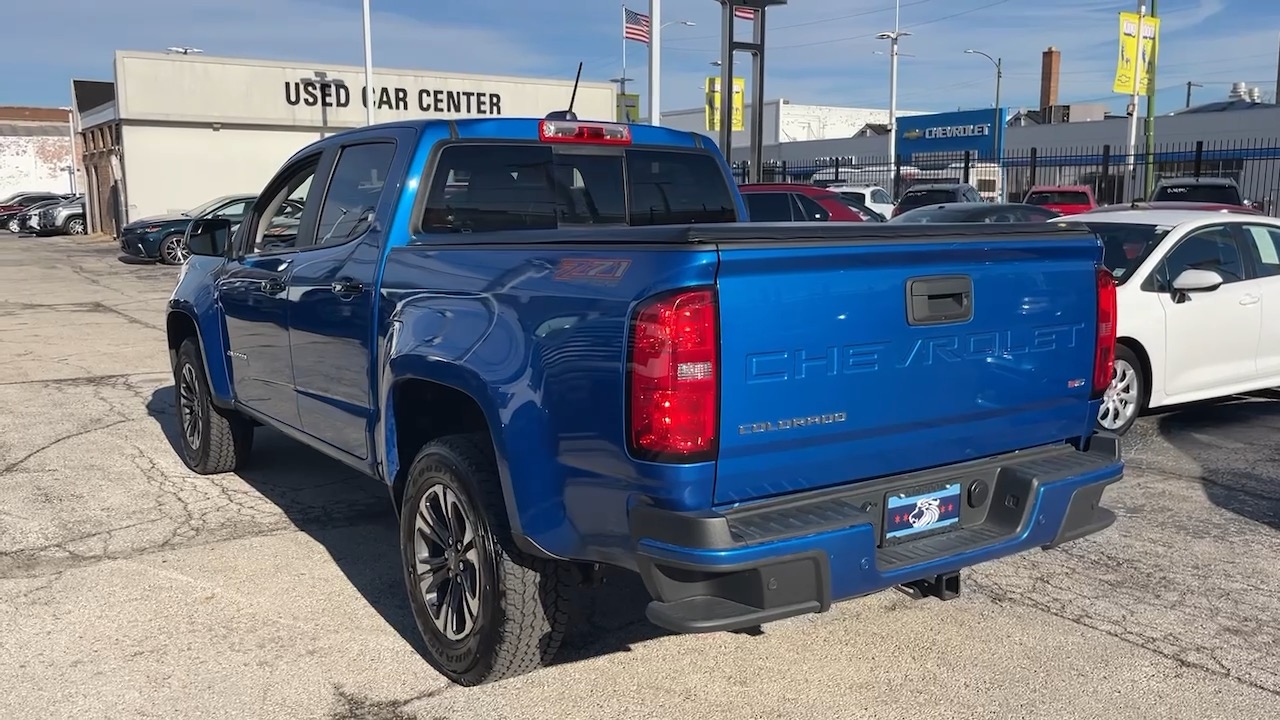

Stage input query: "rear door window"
[
  {"left": 1241, "top": 225, "right": 1280, "bottom": 277},
  {"left": 743, "top": 192, "right": 796, "bottom": 221},
  {"left": 420, "top": 144, "right": 736, "bottom": 234}
]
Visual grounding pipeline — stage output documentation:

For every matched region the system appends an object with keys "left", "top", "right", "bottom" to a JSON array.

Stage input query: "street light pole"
[
  {"left": 965, "top": 49, "right": 1003, "bottom": 201},
  {"left": 1184, "top": 81, "right": 1203, "bottom": 108},
  {"left": 362, "top": 0, "right": 375, "bottom": 126},
  {"left": 648, "top": 0, "right": 662, "bottom": 125}
]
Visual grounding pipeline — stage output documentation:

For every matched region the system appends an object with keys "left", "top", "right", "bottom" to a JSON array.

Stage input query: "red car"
[
  {"left": 738, "top": 183, "right": 874, "bottom": 222},
  {"left": 1023, "top": 185, "right": 1096, "bottom": 215}
]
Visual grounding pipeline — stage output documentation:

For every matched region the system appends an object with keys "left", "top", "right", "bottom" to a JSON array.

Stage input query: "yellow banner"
[
  {"left": 705, "top": 76, "right": 745, "bottom": 132},
  {"left": 1113, "top": 11, "right": 1159, "bottom": 95}
]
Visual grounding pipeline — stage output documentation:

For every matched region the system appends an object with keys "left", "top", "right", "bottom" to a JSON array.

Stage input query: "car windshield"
[
  {"left": 1151, "top": 184, "right": 1242, "bottom": 205},
  {"left": 1026, "top": 191, "right": 1090, "bottom": 205},
  {"left": 888, "top": 206, "right": 976, "bottom": 223},
  {"left": 1084, "top": 221, "right": 1172, "bottom": 282},
  {"left": 184, "top": 196, "right": 238, "bottom": 218},
  {"left": 898, "top": 189, "right": 956, "bottom": 210}
]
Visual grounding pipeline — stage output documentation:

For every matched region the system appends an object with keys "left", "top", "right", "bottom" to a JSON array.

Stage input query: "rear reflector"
[
  {"left": 1092, "top": 266, "right": 1117, "bottom": 399},
  {"left": 627, "top": 288, "right": 718, "bottom": 462},
  {"left": 539, "top": 120, "right": 631, "bottom": 145}
]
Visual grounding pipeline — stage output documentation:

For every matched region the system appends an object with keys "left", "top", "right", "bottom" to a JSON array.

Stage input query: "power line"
[
  {"left": 666, "top": 0, "right": 1011, "bottom": 54},
  {"left": 668, "top": 0, "right": 940, "bottom": 44}
]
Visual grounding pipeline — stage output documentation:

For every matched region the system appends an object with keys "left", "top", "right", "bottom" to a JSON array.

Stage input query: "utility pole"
[
  {"left": 965, "top": 49, "right": 1002, "bottom": 201},
  {"left": 360, "top": 0, "right": 373, "bottom": 125},
  {"left": 1141, "top": 0, "right": 1158, "bottom": 197},
  {"left": 1185, "top": 81, "right": 1202, "bottom": 108},
  {"left": 1124, "top": 2, "right": 1147, "bottom": 202}
]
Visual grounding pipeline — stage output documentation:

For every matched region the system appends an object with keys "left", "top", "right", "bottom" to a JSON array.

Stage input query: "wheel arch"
[
  {"left": 1117, "top": 335, "right": 1153, "bottom": 404},
  {"left": 166, "top": 306, "right": 234, "bottom": 408},
  {"left": 380, "top": 359, "right": 562, "bottom": 562}
]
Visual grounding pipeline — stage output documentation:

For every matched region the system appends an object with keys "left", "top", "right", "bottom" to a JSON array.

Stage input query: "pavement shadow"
[
  {"left": 144, "top": 385, "right": 665, "bottom": 667},
  {"left": 1153, "top": 392, "right": 1280, "bottom": 531}
]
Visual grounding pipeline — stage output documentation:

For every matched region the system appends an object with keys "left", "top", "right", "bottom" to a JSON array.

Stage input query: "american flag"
[
  {"left": 623, "top": 7, "right": 651, "bottom": 44},
  {"left": 734, "top": 6, "right": 757, "bottom": 20}
]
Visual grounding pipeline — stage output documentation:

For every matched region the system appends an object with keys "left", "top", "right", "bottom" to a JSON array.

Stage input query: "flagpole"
[
  {"left": 649, "top": 0, "right": 661, "bottom": 125},
  {"left": 621, "top": 4, "right": 627, "bottom": 97}
]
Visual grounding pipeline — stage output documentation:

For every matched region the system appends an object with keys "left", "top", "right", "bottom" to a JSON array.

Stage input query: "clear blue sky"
[{"left": 4, "top": 0, "right": 1278, "bottom": 117}]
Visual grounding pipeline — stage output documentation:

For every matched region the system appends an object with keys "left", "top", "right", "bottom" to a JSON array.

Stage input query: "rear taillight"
[
  {"left": 1092, "top": 266, "right": 1117, "bottom": 399},
  {"left": 627, "top": 288, "right": 718, "bottom": 462}
]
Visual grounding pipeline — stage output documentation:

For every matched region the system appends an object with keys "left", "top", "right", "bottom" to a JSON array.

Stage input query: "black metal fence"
[{"left": 731, "top": 138, "right": 1280, "bottom": 214}]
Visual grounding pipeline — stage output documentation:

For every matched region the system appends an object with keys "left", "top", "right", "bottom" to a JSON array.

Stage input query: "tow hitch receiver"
[{"left": 895, "top": 572, "right": 962, "bottom": 601}]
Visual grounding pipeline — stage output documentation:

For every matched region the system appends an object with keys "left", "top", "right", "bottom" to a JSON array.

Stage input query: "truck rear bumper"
[{"left": 630, "top": 434, "right": 1123, "bottom": 634}]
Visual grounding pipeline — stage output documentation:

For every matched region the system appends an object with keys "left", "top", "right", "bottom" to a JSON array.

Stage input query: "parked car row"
[
  {"left": 0, "top": 191, "right": 87, "bottom": 236},
  {"left": 117, "top": 193, "right": 305, "bottom": 264}
]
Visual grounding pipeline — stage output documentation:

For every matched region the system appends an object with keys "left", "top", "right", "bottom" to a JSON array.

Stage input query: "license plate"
[{"left": 883, "top": 482, "right": 962, "bottom": 544}]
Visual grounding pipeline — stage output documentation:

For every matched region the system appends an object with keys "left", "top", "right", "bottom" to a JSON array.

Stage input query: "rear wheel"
[
  {"left": 6, "top": 218, "right": 18, "bottom": 233},
  {"left": 1097, "top": 344, "right": 1145, "bottom": 436},
  {"left": 400, "top": 434, "right": 573, "bottom": 686},
  {"left": 65, "top": 216, "right": 86, "bottom": 235}
]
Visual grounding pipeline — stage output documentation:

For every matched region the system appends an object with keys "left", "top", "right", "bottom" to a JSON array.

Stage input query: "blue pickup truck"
[{"left": 166, "top": 114, "right": 1123, "bottom": 686}]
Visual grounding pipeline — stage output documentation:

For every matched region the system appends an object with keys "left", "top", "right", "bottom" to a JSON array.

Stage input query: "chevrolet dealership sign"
[{"left": 895, "top": 108, "right": 1007, "bottom": 160}]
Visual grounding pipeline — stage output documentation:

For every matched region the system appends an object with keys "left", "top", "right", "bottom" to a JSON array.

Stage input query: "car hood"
[{"left": 124, "top": 213, "right": 190, "bottom": 230}]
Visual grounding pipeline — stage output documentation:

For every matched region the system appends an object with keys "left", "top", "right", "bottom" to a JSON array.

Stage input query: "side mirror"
[
  {"left": 1171, "top": 268, "right": 1224, "bottom": 293},
  {"left": 185, "top": 218, "right": 233, "bottom": 257}
]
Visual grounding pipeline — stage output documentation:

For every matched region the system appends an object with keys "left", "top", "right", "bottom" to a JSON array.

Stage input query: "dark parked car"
[
  {"left": 739, "top": 183, "right": 879, "bottom": 222},
  {"left": 2, "top": 192, "right": 73, "bottom": 232},
  {"left": 887, "top": 202, "right": 1061, "bottom": 224},
  {"left": 118, "top": 194, "right": 303, "bottom": 264},
  {"left": 892, "top": 183, "right": 984, "bottom": 217},
  {"left": 1147, "top": 176, "right": 1257, "bottom": 209}
]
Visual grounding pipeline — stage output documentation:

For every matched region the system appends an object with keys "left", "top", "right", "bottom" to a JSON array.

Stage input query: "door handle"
[
  {"left": 260, "top": 277, "right": 287, "bottom": 296},
  {"left": 330, "top": 278, "right": 364, "bottom": 296},
  {"left": 1239, "top": 294, "right": 1260, "bottom": 306}
]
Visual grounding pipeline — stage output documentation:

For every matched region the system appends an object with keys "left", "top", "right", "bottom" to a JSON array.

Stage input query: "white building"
[
  {"left": 74, "top": 51, "right": 616, "bottom": 235},
  {"left": 655, "top": 99, "right": 930, "bottom": 150}
]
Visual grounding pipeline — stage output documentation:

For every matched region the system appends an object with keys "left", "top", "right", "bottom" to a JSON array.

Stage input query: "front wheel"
[
  {"left": 174, "top": 339, "right": 254, "bottom": 473},
  {"left": 1097, "top": 345, "right": 1145, "bottom": 436},
  {"left": 400, "top": 434, "right": 573, "bottom": 686},
  {"left": 159, "top": 233, "right": 189, "bottom": 265}
]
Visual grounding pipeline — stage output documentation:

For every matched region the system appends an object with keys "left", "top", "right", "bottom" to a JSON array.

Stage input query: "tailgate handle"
[{"left": 907, "top": 275, "right": 973, "bottom": 326}]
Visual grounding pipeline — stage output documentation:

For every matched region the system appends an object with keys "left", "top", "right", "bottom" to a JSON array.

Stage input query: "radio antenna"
[{"left": 546, "top": 62, "right": 584, "bottom": 121}]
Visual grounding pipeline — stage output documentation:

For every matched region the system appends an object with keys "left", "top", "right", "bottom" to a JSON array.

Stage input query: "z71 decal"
[{"left": 554, "top": 258, "right": 632, "bottom": 283}]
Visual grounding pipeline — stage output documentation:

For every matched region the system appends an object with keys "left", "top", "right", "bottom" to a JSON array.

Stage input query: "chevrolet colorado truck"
[{"left": 166, "top": 114, "right": 1124, "bottom": 686}]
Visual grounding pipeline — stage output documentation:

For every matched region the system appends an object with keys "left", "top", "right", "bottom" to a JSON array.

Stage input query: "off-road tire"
[
  {"left": 174, "top": 338, "right": 254, "bottom": 473},
  {"left": 400, "top": 433, "right": 573, "bottom": 686}
]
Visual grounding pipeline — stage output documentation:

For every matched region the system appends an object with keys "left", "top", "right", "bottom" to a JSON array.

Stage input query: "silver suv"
[{"left": 37, "top": 197, "right": 87, "bottom": 236}]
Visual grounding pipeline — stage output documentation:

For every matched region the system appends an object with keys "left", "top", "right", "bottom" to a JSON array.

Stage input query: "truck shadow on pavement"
[
  {"left": 145, "top": 386, "right": 667, "bottom": 668},
  {"left": 1151, "top": 393, "right": 1280, "bottom": 531}
]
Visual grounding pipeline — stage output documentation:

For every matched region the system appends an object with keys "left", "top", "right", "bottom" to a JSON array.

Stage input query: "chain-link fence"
[{"left": 731, "top": 138, "right": 1280, "bottom": 214}]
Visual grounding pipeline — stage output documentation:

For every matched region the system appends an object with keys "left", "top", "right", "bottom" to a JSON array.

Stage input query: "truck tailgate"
[{"left": 712, "top": 228, "right": 1101, "bottom": 506}]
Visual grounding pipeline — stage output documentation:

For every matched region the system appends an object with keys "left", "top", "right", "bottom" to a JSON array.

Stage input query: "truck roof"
[{"left": 311, "top": 117, "right": 712, "bottom": 149}]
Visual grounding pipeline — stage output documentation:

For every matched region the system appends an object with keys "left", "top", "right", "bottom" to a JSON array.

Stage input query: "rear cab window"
[
  {"left": 1151, "top": 183, "right": 1242, "bottom": 205},
  {"left": 1026, "top": 191, "right": 1090, "bottom": 205},
  {"left": 898, "top": 189, "right": 957, "bottom": 211},
  {"left": 419, "top": 143, "right": 737, "bottom": 234}
]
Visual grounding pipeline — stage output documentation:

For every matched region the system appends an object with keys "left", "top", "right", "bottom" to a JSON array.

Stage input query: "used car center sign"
[{"left": 285, "top": 80, "right": 503, "bottom": 115}]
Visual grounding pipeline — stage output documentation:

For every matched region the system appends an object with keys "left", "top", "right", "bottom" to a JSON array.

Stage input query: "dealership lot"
[{"left": 0, "top": 237, "right": 1278, "bottom": 719}]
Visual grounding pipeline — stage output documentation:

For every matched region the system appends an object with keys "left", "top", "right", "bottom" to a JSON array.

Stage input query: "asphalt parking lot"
[{"left": 1, "top": 236, "right": 1278, "bottom": 720}]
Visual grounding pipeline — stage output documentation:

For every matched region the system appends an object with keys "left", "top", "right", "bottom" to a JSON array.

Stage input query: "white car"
[
  {"left": 1056, "top": 209, "right": 1280, "bottom": 435},
  {"left": 824, "top": 184, "right": 895, "bottom": 219}
]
